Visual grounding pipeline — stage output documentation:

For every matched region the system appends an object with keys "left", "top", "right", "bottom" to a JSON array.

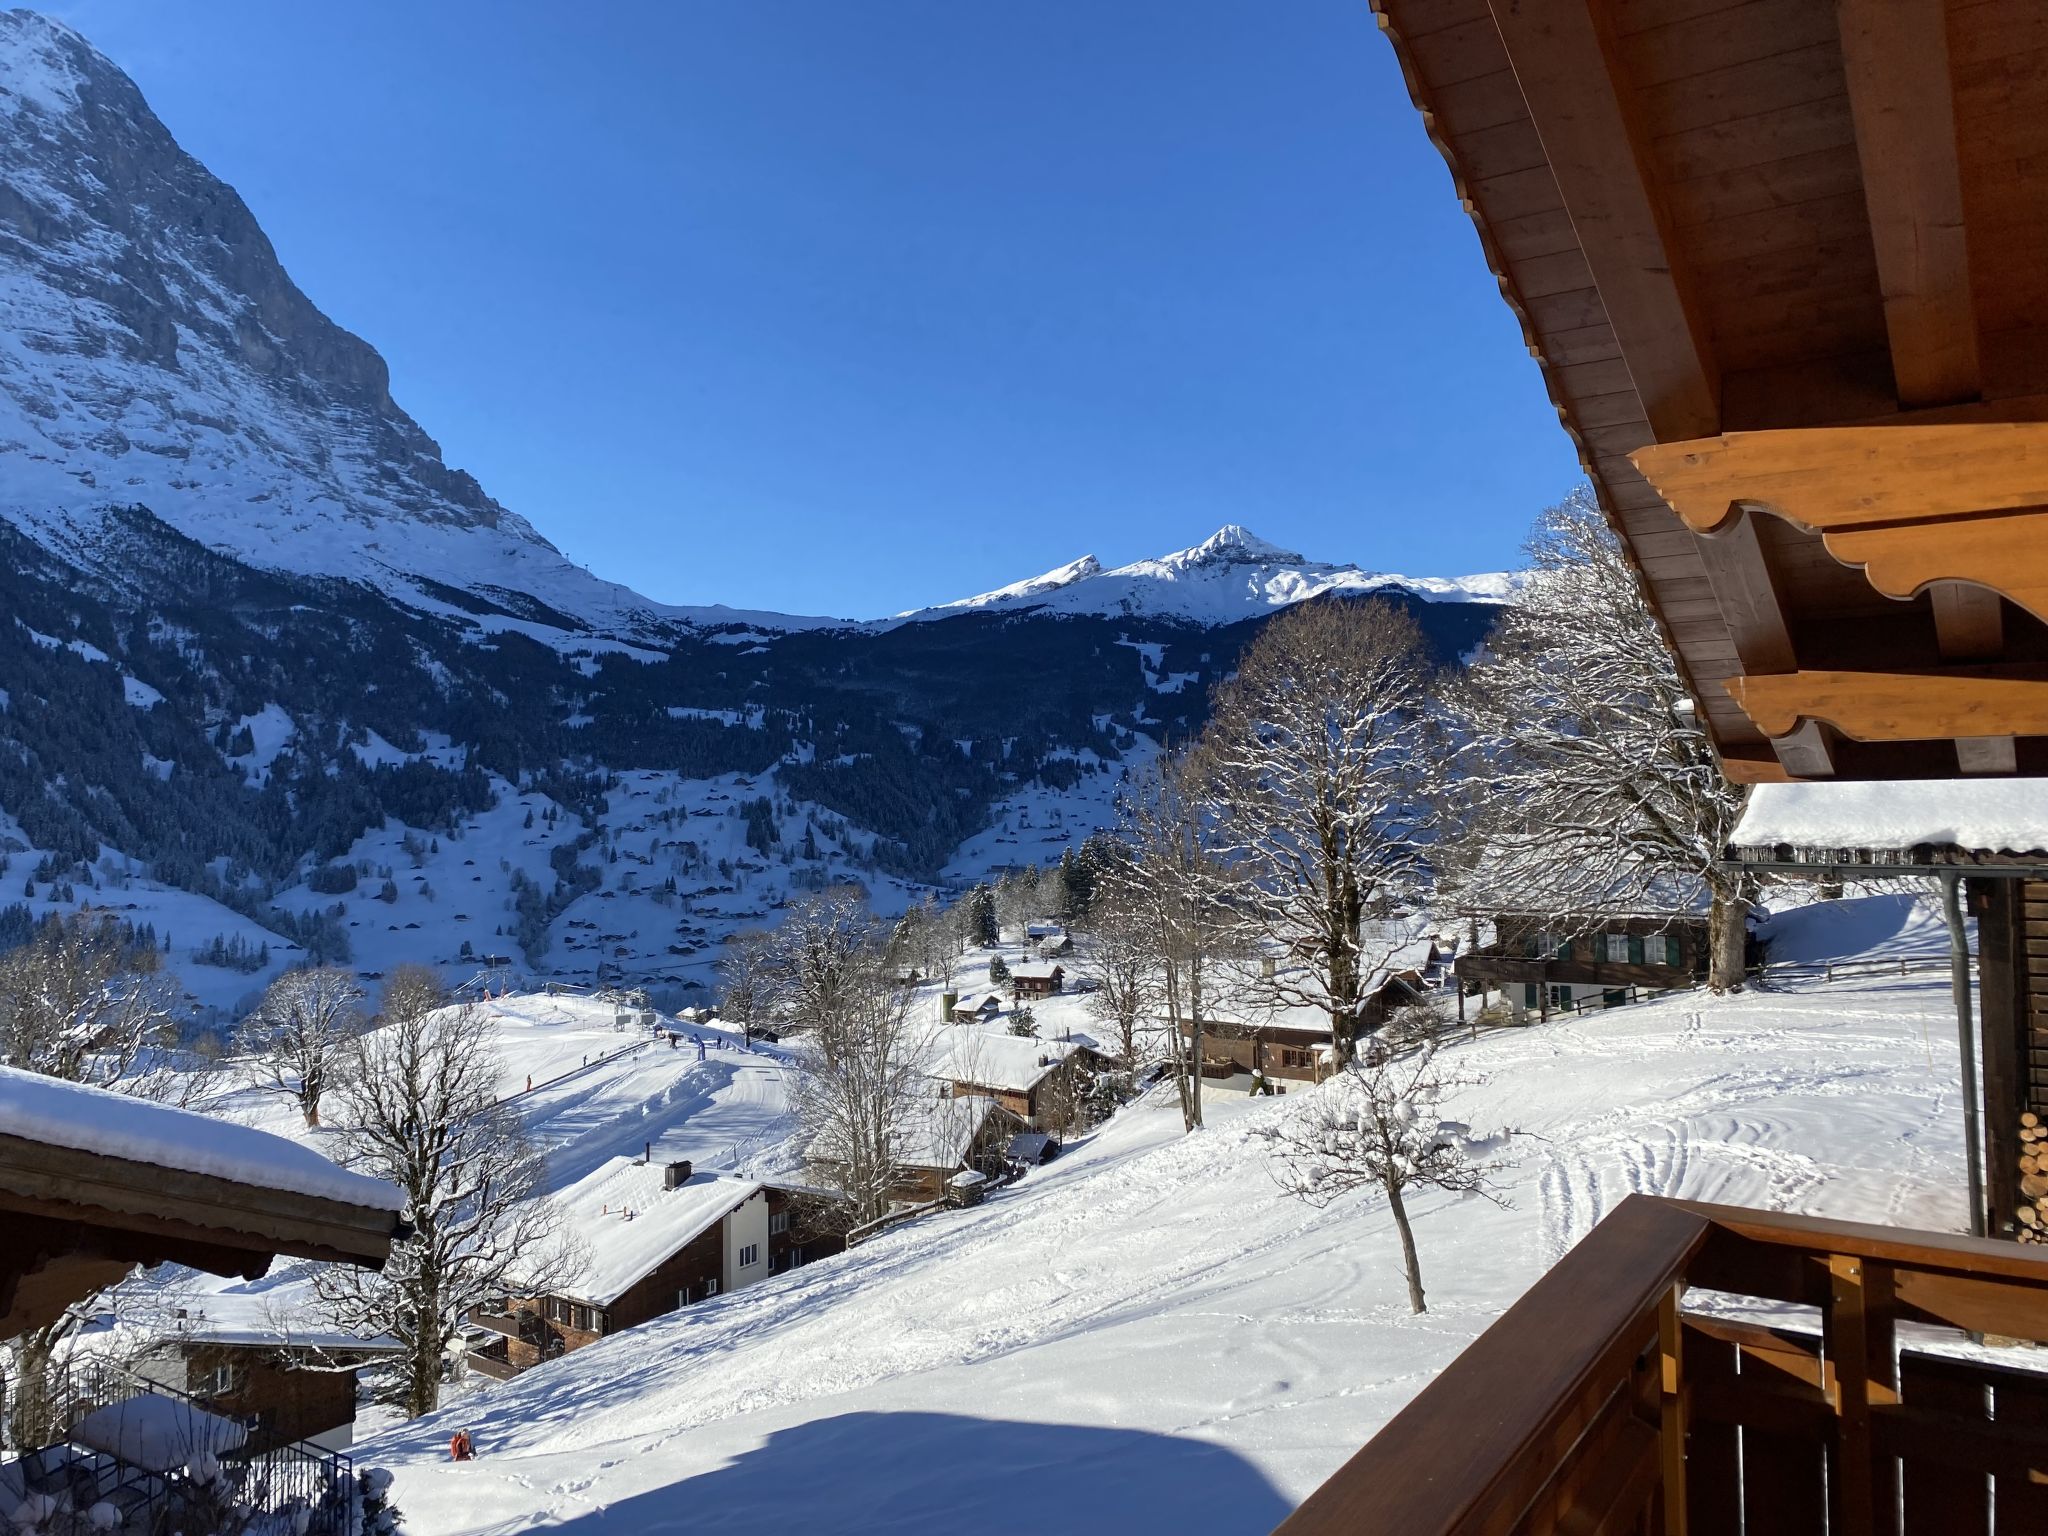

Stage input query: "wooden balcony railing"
[{"left": 1275, "top": 1194, "right": 2048, "bottom": 1536}]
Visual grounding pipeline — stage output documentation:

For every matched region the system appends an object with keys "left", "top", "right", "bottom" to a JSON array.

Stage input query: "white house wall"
[{"left": 720, "top": 1190, "right": 770, "bottom": 1294}]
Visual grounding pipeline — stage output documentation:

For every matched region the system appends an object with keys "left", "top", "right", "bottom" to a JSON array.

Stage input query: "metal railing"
[{"left": 3, "top": 1356, "right": 355, "bottom": 1535}]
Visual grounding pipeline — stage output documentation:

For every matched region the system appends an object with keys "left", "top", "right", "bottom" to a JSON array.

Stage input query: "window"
[
  {"left": 738, "top": 1243, "right": 760, "bottom": 1268},
  {"left": 191, "top": 1361, "right": 242, "bottom": 1398},
  {"left": 1280, "top": 1047, "right": 1314, "bottom": 1070},
  {"left": 769, "top": 1211, "right": 790, "bottom": 1236},
  {"left": 1605, "top": 934, "right": 1630, "bottom": 963},
  {"left": 572, "top": 1305, "right": 592, "bottom": 1332},
  {"left": 705, "top": 1279, "right": 720, "bottom": 1297}
]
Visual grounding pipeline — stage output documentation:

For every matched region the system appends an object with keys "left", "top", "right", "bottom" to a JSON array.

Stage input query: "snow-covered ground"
[{"left": 362, "top": 967, "right": 1977, "bottom": 1536}]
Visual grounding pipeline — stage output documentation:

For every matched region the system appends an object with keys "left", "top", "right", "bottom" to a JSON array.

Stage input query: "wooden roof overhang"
[
  {"left": 1372, "top": 0, "right": 2048, "bottom": 782},
  {"left": 0, "top": 1132, "right": 405, "bottom": 1339}
]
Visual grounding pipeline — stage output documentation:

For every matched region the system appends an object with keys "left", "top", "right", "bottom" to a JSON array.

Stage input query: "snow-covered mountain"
[
  {"left": 0, "top": 10, "right": 832, "bottom": 641},
  {"left": 901, "top": 524, "right": 1522, "bottom": 626}
]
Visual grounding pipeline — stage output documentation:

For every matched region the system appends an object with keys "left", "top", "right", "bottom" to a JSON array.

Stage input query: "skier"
[
  {"left": 694, "top": 1035, "right": 707, "bottom": 1061},
  {"left": 449, "top": 1430, "right": 475, "bottom": 1462}
]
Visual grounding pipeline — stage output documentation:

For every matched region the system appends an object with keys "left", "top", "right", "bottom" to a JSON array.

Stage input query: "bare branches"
[
  {"left": 1255, "top": 1041, "right": 1504, "bottom": 1313},
  {"left": 1199, "top": 599, "right": 1435, "bottom": 1057},
  {"left": 316, "top": 1000, "right": 573, "bottom": 1417},
  {"left": 239, "top": 966, "right": 363, "bottom": 1127},
  {"left": 0, "top": 910, "right": 177, "bottom": 1089},
  {"left": 1443, "top": 489, "right": 1752, "bottom": 990}
]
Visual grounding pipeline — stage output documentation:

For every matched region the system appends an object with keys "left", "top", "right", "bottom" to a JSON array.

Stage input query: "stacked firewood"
[{"left": 2018, "top": 1113, "right": 2048, "bottom": 1241}]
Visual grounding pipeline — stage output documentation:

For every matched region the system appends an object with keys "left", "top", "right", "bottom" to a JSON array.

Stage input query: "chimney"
[{"left": 664, "top": 1160, "right": 693, "bottom": 1191}]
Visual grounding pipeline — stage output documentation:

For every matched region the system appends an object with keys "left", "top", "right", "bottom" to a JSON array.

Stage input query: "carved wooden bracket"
[
  {"left": 1630, "top": 425, "right": 2048, "bottom": 623},
  {"left": 1726, "top": 670, "right": 2048, "bottom": 743}
]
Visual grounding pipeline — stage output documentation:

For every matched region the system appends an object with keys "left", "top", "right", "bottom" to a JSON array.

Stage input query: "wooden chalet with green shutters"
[{"left": 1457, "top": 912, "right": 1709, "bottom": 1021}]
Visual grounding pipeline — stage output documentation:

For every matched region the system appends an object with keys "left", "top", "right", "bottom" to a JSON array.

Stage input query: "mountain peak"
[{"left": 1181, "top": 524, "right": 1303, "bottom": 565}]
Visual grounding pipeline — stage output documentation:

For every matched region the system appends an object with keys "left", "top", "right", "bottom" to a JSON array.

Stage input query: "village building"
[
  {"left": 467, "top": 1159, "right": 839, "bottom": 1379},
  {"left": 1455, "top": 890, "right": 1710, "bottom": 1021},
  {"left": 1034, "top": 932, "right": 1074, "bottom": 959},
  {"left": 949, "top": 992, "right": 1003, "bottom": 1025},
  {"left": 1008, "top": 963, "right": 1065, "bottom": 999},
  {"left": 873, "top": 1094, "right": 1021, "bottom": 1205},
  {"left": 1188, "top": 932, "right": 1457, "bottom": 1083},
  {"left": 923, "top": 1028, "right": 1104, "bottom": 1131},
  {"left": 120, "top": 1294, "right": 402, "bottom": 1452}
]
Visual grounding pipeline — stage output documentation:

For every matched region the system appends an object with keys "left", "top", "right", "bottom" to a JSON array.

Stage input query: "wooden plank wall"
[{"left": 1685, "top": 1320, "right": 2048, "bottom": 1533}]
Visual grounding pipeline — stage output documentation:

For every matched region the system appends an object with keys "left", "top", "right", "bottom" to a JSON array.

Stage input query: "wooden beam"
[
  {"left": 1932, "top": 584, "right": 2015, "bottom": 772},
  {"left": 1726, "top": 670, "right": 2048, "bottom": 743},
  {"left": 1487, "top": 0, "right": 1718, "bottom": 440},
  {"left": 1826, "top": 1254, "right": 1899, "bottom": 1536},
  {"left": 1691, "top": 510, "right": 1831, "bottom": 775},
  {"left": 1836, "top": 0, "right": 1980, "bottom": 410},
  {"left": 1633, "top": 425, "right": 2048, "bottom": 623}
]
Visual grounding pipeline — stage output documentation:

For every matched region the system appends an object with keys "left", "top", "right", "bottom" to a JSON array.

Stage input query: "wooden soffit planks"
[{"left": 1631, "top": 424, "right": 2048, "bottom": 624}]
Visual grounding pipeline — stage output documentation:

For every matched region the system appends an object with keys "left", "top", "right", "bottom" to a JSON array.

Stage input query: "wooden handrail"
[
  {"left": 1276, "top": 1195, "right": 2048, "bottom": 1535},
  {"left": 1273, "top": 1194, "right": 1711, "bottom": 1536}
]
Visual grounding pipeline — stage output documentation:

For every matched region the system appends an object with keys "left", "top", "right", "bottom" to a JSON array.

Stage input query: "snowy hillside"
[
  {"left": 901, "top": 525, "right": 1523, "bottom": 626},
  {"left": 0, "top": 11, "right": 829, "bottom": 642},
  {"left": 360, "top": 966, "right": 1977, "bottom": 1535}
]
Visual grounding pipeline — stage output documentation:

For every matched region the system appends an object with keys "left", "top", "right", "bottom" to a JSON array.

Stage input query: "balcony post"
[
  {"left": 1657, "top": 1282, "right": 1688, "bottom": 1536},
  {"left": 1826, "top": 1253, "right": 1899, "bottom": 1536}
]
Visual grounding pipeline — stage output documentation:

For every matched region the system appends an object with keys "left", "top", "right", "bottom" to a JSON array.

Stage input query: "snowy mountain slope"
[
  {"left": 900, "top": 524, "right": 1524, "bottom": 626},
  {"left": 0, "top": 10, "right": 837, "bottom": 641},
  {"left": 363, "top": 969, "right": 1977, "bottom": 1535}
]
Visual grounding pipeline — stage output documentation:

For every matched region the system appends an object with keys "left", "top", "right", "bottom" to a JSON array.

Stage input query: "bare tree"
[
  {"left": 791, "top": 944, "right": 933, "bottom": 1226},
  {"left": 380, "top": 963, "right": 447, "bottom": 1028},
  {"left": 768, "top": 887, "right": 881, "bottom": 1033},
  {"left": 316, "top": 999, "right": 574, "bottom": 1417},
  {"left": 1445, "top": 489, "right": 1752, "bottom": 990},
  {"left": 1103, "top": 756, "right": 1247, "bottom": 1132},
  {"left": 0, "top": 909, "right": 177, "bottom": 1089},
  {"left": 1201, "top": 599, "right": 1434, "bottom": 1059},
  {"left": 0, "top": 912, "right": 181, "bottom": 1444},
  {"left": 717, "top": 927, "right": 777, "bottom": 1045},
  {"left": 240, "top": 966, "right": 363, "bottom": 1126},
  {"left": 1077, "top": 877, "right": 1157, "bottom": 1071},
  {"left": 1256, "top": 1040, "right": 1503, "bottom": 1313}
]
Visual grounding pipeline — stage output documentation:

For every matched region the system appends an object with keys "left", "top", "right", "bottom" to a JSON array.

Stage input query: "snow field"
[{"left": 365, "top": 968, "right": 1978, "bottom": 1536}]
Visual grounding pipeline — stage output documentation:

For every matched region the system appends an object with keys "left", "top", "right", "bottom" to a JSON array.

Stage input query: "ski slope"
[{"left": 365, "top": 969, "right": 1978, "bottom": 1536}]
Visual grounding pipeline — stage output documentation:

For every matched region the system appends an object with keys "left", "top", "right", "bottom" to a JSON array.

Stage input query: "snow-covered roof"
[
  {"left": 951, "top": 993, "right": 1000, "bottom": 1014},
  {"left": 123, "top": 1291, "right": 402, "bottom": 1354},
  {"left": 923, "top": 1029, "right": 1089, "bottom": 1095},
  {"left": 1009, "top": 964, "right": 1064, "bottom": 981},
  {"left": 1732, "top": 780, "right": 2048, "bottom": 860},
  {"left": 894, "top": 1095, "right": 1005, "bottom": 1171},
  {"left": 0, "top": 1066, "right": 402, "bottom": 1211},
  {"left": 543, "top": 1157, "right": 758, "bottom": 1308}
]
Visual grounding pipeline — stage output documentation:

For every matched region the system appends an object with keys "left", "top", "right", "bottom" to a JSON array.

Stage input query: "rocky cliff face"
[{"left": 0, "top": 9, "right": 717, "bottom": 634}]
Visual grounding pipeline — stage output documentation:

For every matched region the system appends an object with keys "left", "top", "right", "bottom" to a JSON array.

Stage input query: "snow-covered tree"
[
  {"left": 317, "top": 997, "right": 574, "bottom": 1417},
  {"left": 717, "top": 927, "right": 777, "bottom": 1044},
  {"left": 1444, "top": 490, "right": 1752, "bottom": 990},
  {"left": 987, "top": 953, "right": 1011, "bottom": 987},
  {"left": 240, "top": 966, "right": 363, "bottom": 1127},
  {"left": 0, "top": 909, "right": 177, "bottom": 1089},
  {"left": 767, "top": 887, "right": 881, "bottom": 1033},
  {"left": 1199, "top": 599, "right": 1434, "bottom": 1059},
  {"left": 1256, "top": 1040, "right": 1502, "bottom": 1313}
]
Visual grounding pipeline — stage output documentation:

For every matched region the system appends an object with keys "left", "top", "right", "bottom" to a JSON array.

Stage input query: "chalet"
[
  {"left": 1035, "top": 932, "right": 1074, "bottom": 959},
  {"left": 950, "top": 992, "right": 1003, "bottom": 1024},
  {"left": 0, "top": 1067, "right": 405, "bottom": 1344},
  {"left": 1008, "top": 963, "right": 1065, "bottom": 999},
  {"left": 923, "top": 1027, "right": 1104, "bottom": 1131},
  {"left": 121, "top": 1293, "right": 403, "bottom": 1452},
  {"left": 1184, "top": 935, "right": 1452, "bottom": 1083},
  {"left": 467, "top": 1160, "right": 839, "bottom": 1379},
  {"left": 865, "top": 1094, "right": 1020, "bottom": 1205},
  {"left": 1281, "top": 5, "right": 2048, "bottom": 1530},
  {"left": 1454, "top": 875, "right": 1711, "bottom": 1022}
]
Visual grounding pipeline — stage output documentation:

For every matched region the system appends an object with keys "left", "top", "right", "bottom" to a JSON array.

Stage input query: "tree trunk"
[
  {"left": 1385, "top": 1178, "right": 1426, "bottom": 1314},
  {"left": 1707, "top": 888, "right": 1749, "bottom": 994}
]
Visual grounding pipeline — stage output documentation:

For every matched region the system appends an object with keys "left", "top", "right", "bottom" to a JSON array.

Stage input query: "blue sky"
[{"left": 50, "top": 0, "right": 1582, "bottom": 618}]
